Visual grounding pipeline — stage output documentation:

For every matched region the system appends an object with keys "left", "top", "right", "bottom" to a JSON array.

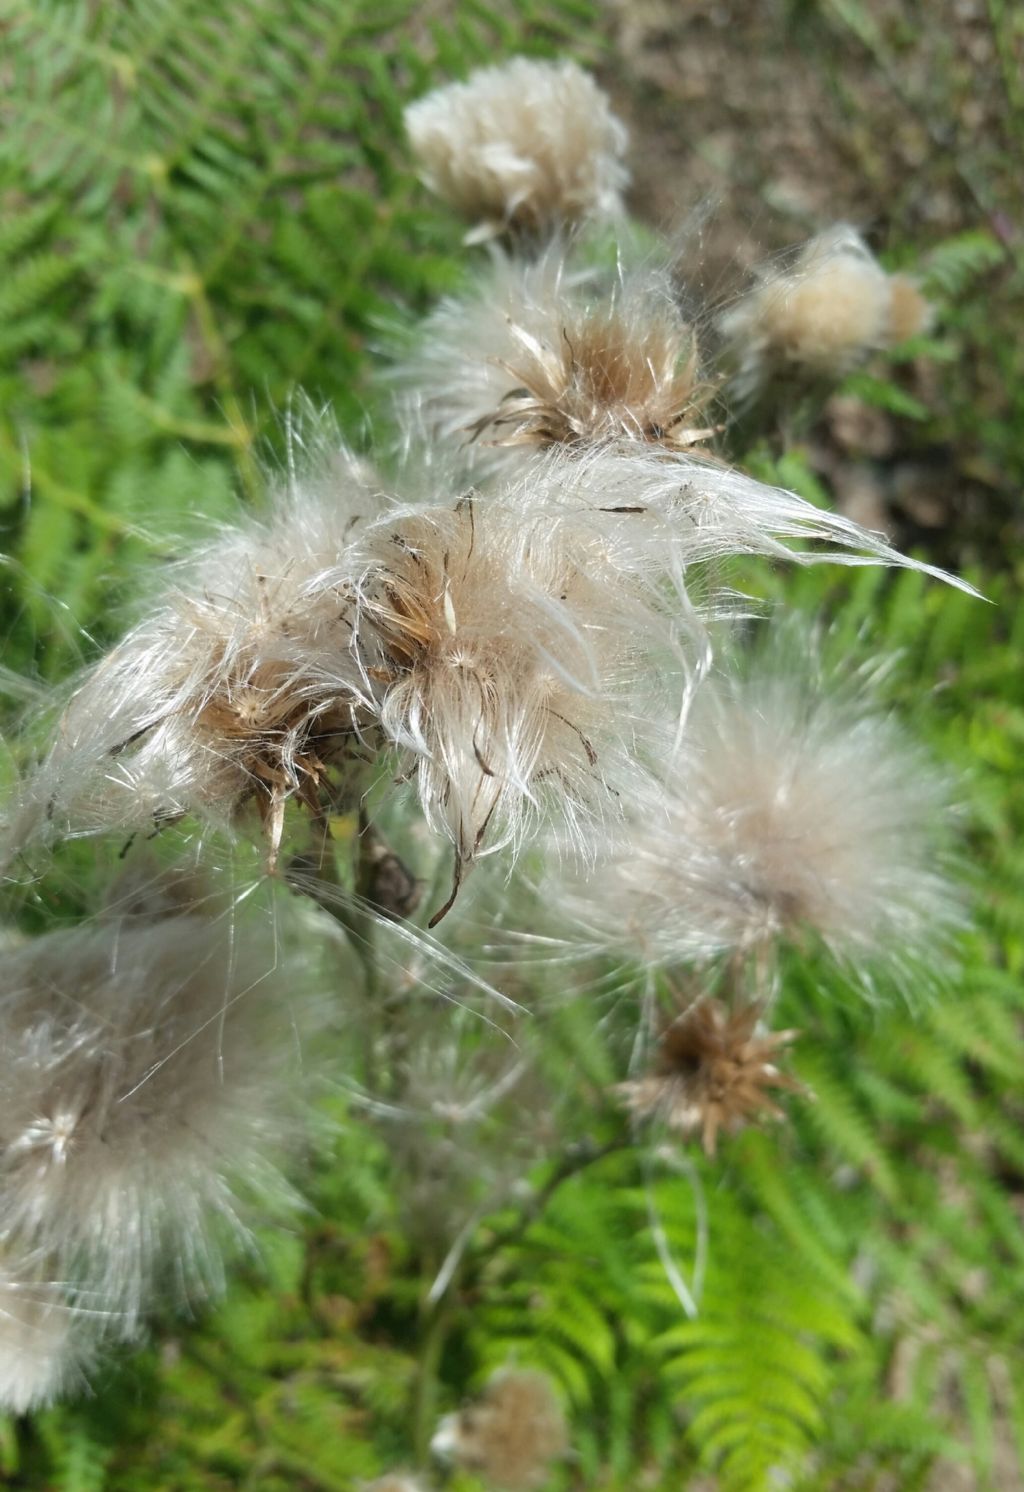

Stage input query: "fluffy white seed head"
[
  {"left": 405, "top": 58, "right": 629, "bottom": 241},
  {"left": 392, "top": 247, "right": 716, "bottom": 479},
  {"left": 6, "top": 447, "right": 383, "bottom": 863},
  {"left": 559, "top": 632, "right": 963, "bottom": 995},
  {"left": 720, "top": 226, "right": 905, "bottom": 401},
  {"left": 352, "top": 494, "right": 675, "bottom": 908},
  {"left": 0, "top": 905, "right": 320, "bottom": 1328},
  {"left": 0, "top": 1269, "right": 92, "bottom": 1414}
]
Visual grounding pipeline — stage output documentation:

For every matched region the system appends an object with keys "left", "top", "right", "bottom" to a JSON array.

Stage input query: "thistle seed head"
[{"left": 405, "top": 57, "right": 629, "bottom": 240}]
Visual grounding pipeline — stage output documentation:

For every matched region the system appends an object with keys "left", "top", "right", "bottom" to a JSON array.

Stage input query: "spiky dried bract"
[
  {"left": 720, "top": 226, "right": 920, "bottom": 400},
  {"left": 0, "top": 1270, "right": 91, "bottom": 1414},
  {"left": 568, "top": 644, "right": 962, "bottom": 992},
  {"left": 0, "top": 909, "right": 319, "bottom": 1327},
  {"left": 619, "top": 999, "right": 799, "bottom": 1155},
  {"left": 354, "top": 495, "right": 669, "bottom": 903},
  {"left": 7, "top": 448, "right": 381, "bottom": 862},
  {"left": 404, "top": 58, "right": 629, "bottom": 240},
  {"left": 394, "top": 250, "right": 715, "bottom": 477},
  {"left": 432, "top": 1369, "right": 568, "bottom": 1491}
]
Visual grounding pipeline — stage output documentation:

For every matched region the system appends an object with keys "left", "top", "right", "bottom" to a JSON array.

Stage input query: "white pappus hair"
[
  {"left": 512, "top": 445, "right": 975, "bottom": 591},
  {"left": 0, "top": 903, "right": 321, "bottom": 1331},
  {"left": 349, "top": 493, "right": 684, "bottom": 917},
  {"left": 404, "top": 57, "right": 629, "bottom": 241},
  {"left": 0, "top": 1268, "right": 93, "bottom": 1414},
  {"left": 5, "top": 447, "right": 384, "bottom": 865},
  {"left": 558, "top": 627, "right": 964, "bottom": 998}
]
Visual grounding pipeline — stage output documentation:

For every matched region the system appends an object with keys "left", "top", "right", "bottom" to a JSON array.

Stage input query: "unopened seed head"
[{"left": 720, "top": 226, "right": 918, "bottom": 400}]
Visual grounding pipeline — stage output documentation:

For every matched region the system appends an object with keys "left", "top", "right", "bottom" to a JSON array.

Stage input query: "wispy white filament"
[{"left": 0, "top": 904, "right": 321, "bottom": 1329}]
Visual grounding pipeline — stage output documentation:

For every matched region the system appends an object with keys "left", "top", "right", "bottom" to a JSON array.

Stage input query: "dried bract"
[
  {"left": 619, "top": 999, "right": 799, "bottom": 1155},
  {"left": 405, "top": 58, "right": 629, "bottom": 240},
  {"left": 432, "top": 1368, "right": 569, "bottom": 1490}
]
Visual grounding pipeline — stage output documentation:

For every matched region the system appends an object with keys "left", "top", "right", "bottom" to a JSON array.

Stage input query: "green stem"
[{"left": 412, "top": 1298, "right": 451, "bottom": 1470}]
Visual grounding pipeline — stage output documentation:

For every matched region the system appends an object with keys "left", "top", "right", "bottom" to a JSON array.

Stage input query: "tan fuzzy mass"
[
  {"left": 447, "top": 1370, "right": 569, "bottom": 1491},
  {"left": 887, "top": 274, "right": 932, "bottom": 343}
]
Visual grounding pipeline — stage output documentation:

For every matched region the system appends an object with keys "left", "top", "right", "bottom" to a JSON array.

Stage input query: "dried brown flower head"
[
  {"left": 432, "top": 1368, "right": 569, "bottom": 1491},
  {"left": 469, "top": 308, "right": 717, "bottom": 455},
  {"left": 619, "top": 1000, "right": 800, "bottom": 1156}
]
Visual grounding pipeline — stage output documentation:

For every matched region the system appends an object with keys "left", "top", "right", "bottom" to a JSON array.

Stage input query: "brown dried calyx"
[
  {"left": 618, "top": 998, "right": 801, "bottom": 1155},
  {"left": 470, "top": 311, "right": 720, "bottom": 454},
  {"left": 195, "top": 657, "right": 367, "bottom": 860}
]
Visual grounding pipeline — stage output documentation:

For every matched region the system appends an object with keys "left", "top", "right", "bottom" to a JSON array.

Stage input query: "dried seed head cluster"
[
  {"left": 720, "top": 226, "right": 933, "bottom": 400},
  {"left": 355, "top": 496, "right": 666, "bottom": 903},
  {"left": 0, "top": 48, "right": 971, "bottom": 1413},
  {"left": 405, "top": 58, "right": 629, "bottom": 240},
  {"left": 432, "top": 1369, "right": 569, "bottom": 1490},
  {"left": 619, "top": 999, "right": 799, "bottom": 1155},
  {"left": 394, "top": 250, "right": 716, "bottom": 477}
]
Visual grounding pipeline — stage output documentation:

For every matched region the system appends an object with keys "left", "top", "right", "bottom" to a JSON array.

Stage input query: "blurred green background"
[{"left": 2, "top": 2, "right": 1024, "bottom": 1489}]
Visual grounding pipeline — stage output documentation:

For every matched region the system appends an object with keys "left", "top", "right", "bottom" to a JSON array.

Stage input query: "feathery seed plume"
[
  {"left": 558, "top": 630, "right": 963, "bottom": 993},
  {"left": 354, "top": 494, "right": 674, "bottom": 916},
  {"left": 514, "top": 445, "right": 974, "bottom": 590},
  {"left": 0, "top": 1268, "right": 93, "bottom": 1414},
  {"left": 405, "top": 58, "right": 629, "bottom": 241},
  {"left": 7, "top": 448, "right": 382, "bottom": 864}
]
